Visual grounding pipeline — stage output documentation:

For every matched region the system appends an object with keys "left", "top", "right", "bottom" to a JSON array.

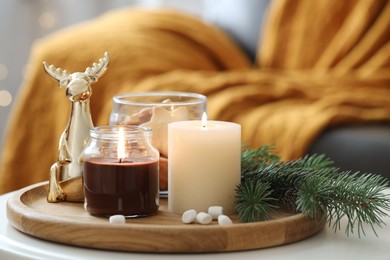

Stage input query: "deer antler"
[
  {"left": 85, "top": 52, "right": 109, "bottom": 82},
  {"left": 43, "top": 62, "right": 70, "bottom": 88}
]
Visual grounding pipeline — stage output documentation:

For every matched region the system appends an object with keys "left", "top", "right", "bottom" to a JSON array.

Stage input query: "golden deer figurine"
[{"left": 43, "top": 52, "right": 109, "bottom": 202}]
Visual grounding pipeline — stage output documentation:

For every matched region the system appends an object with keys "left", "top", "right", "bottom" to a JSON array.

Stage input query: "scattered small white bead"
[
  {"left": 208, "top": 206, "right": 224, "bottom": 220},
  {"left": 109, "top": 214, "right": 126, "bottom": 224},
  {"left": 218, "top": 215, "right": 233, "bottom": 225},
  {"left": 196, "top": 212, "right": 213, "bottom": 225},
  {"left": 182, "top": 209, "right": 197, "bottom": 224}
]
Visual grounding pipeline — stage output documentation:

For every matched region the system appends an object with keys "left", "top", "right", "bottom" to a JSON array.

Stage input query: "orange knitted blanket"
[{"left": 0, "top": 0, "right": 389, "bottom": 194}]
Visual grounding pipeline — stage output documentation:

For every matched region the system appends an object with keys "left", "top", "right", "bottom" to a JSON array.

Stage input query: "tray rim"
[{"left": 6, "top": 181, "right": 326, "bottom": 253}]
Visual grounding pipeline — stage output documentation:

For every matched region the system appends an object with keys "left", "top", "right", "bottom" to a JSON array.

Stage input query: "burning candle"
[
  {"left": 168, "top": 113, "right": 241, "bottom": 214},
  {"left": 82, "top": 126, "right": 159, "bottom": 217}
]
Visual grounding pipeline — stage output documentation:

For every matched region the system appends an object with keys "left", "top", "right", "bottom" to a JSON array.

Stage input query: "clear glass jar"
[
  {"left": 82, "top": 125, "right": 159, "bottom": 218},
  {"left": 109, "top": 91, "right": 207, "bottom": 195}
]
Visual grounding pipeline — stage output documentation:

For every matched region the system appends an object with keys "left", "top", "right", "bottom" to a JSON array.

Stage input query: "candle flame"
[
  {"left": 117, "top": 127, "right": 126, "bottom": 160},
  {"left": 201, "top": 112, "right": 207, "bottom": 128}
]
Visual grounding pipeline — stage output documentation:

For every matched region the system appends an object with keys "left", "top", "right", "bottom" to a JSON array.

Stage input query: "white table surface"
[{"left": 1, "top": 188, "right": 389, "bottom": 260}]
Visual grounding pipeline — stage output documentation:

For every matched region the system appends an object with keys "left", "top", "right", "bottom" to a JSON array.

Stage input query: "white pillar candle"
[{"left": 168, "top": 114, "right": 241, "bottom": 214}]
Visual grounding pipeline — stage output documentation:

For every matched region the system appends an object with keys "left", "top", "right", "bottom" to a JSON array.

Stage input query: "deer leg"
[{"left": 47, "top": 162, "right": 66, "bottom": 202}]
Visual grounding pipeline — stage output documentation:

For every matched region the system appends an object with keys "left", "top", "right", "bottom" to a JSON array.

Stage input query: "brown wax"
[{"left": 83, "top": 157, "right": 159, "bottom": 217}]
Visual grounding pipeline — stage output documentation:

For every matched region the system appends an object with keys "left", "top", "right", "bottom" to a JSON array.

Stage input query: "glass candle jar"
[
  {"left": 82, "top": 125, "right": 159, "bottom": 218},
  {"left": 109, "top": 91, "right": 207, "bottom": 195}
]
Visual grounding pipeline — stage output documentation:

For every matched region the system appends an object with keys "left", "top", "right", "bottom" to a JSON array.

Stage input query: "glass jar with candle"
[
  {"left": 82, "top": 125, "right": 159, "bottom": 218},
  {"left": 109, "top": 91, "right": 207, "bottom": 195}
]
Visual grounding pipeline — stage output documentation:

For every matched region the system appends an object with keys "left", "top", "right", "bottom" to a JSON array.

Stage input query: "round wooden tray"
[{"left": 6, "top": 182, "right": 326, "bottom": 253}]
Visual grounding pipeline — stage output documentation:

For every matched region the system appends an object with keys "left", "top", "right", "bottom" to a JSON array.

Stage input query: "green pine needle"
[
  {"left": 235, "top": 181, "right": 277, "bottom": 222},
  {"left": 297, "top": 172, "right": 390, "bottom": 237},
  {"left": 236, "top": 146, "right": 390, "bottom": 237},
  {"left": 240, "top": 145, "right": 280, "bottom": 178}
]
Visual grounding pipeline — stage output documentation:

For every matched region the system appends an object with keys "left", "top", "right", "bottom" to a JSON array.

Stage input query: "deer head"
[{"left": 43, "top": 52, "right": 109, "bottom": 102}]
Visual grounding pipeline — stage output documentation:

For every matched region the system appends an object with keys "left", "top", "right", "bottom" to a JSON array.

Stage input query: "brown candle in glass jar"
[{"left": 83, "top": 157, "right": 159, "bottom": 217}]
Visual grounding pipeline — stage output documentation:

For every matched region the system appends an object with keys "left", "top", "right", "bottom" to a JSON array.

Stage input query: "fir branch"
[
  {"left": 236, "top": 146, "right": 390, "bottom": 237},
  {"left": 241, "top": 145, "right": 280, "bottom": 177},
  {"left": 243, "top": 153, "right": 336, "bottom": 211},
  {"left": 235, "top": 181, "right": 277, "bottom": 222},
  {"left": 297, "top": 172, "right": 390, "bottom": 237}
]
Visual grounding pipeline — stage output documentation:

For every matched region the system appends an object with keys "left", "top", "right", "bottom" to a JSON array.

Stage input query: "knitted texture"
[{"left": 0, "top": 1, "right": 389, "bottom": 194}]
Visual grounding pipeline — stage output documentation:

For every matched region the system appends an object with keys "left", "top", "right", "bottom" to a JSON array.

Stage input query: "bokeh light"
[
  {"left": 0, "top": 90, "right": 12, "bottom": 107},
  {"left": 39, "top": 11, "right": 57, "bottom": 29}
]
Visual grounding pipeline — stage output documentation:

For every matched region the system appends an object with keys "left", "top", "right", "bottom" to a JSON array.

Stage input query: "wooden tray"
[{"left": 6, "top": 182, "right": 326, "bottom": 253}]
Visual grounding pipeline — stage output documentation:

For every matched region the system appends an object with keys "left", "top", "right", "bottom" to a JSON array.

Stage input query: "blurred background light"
[{"left": 0, "top": 90, "right": 12, "bottom": 107}]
